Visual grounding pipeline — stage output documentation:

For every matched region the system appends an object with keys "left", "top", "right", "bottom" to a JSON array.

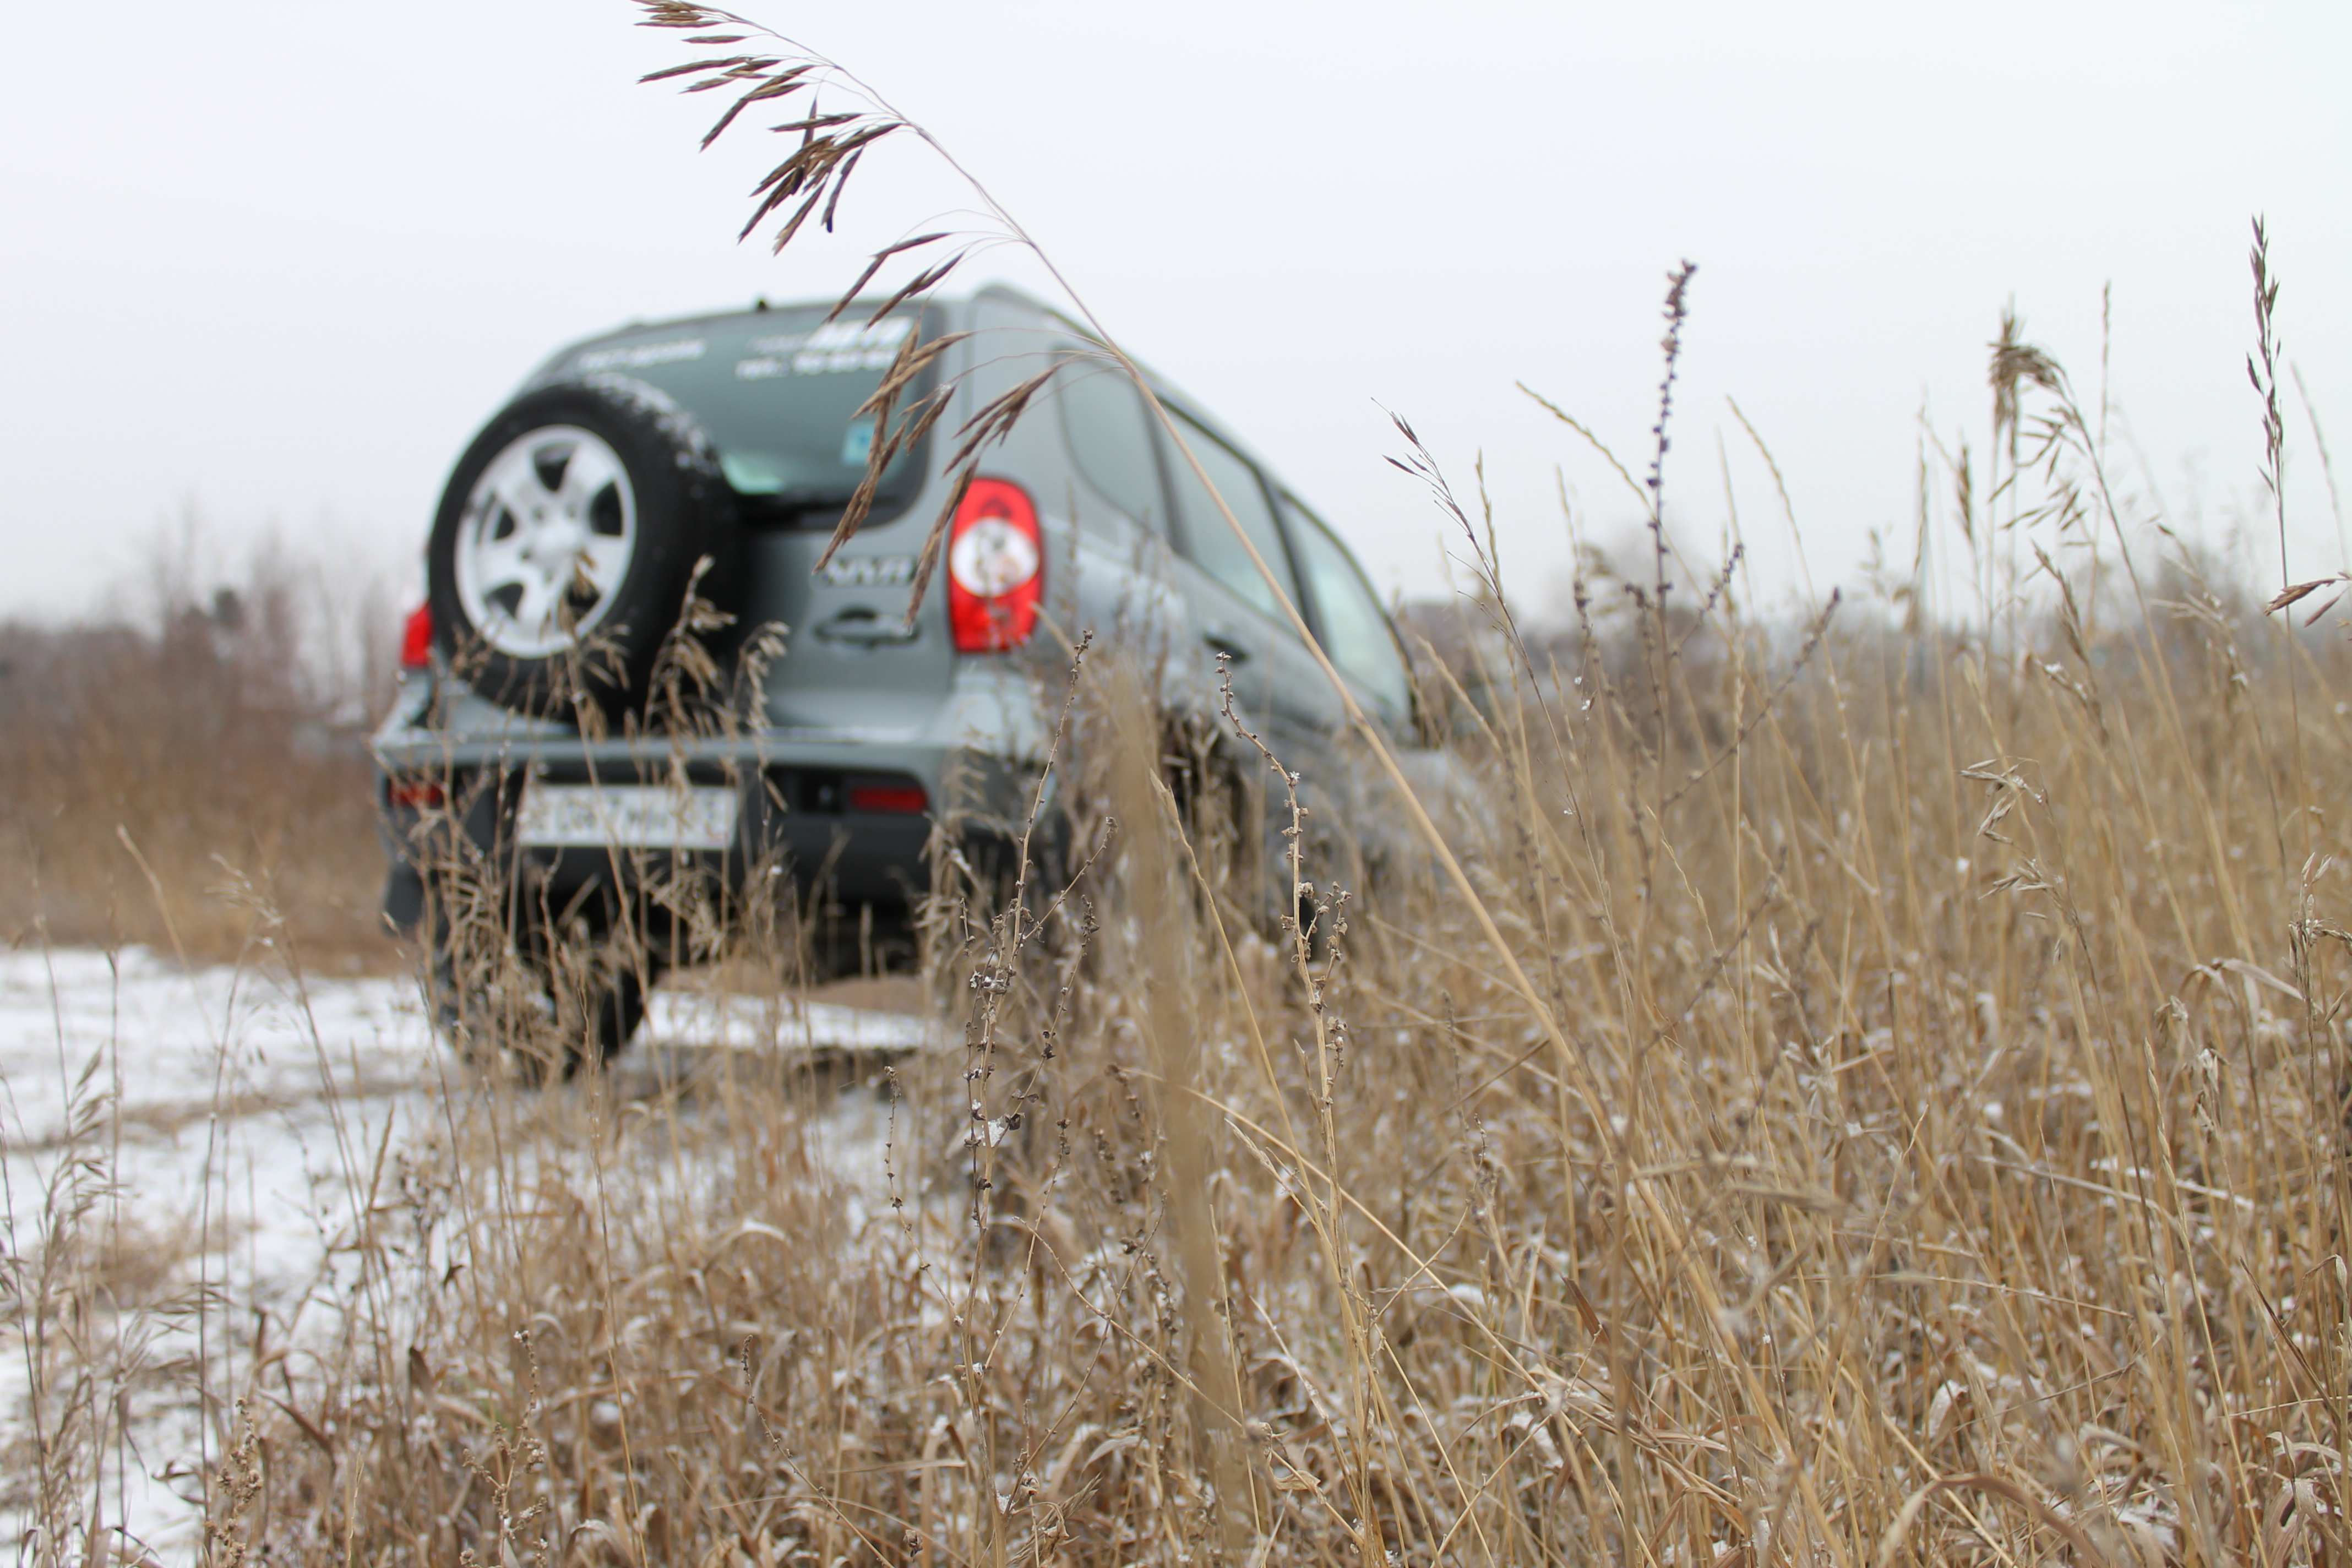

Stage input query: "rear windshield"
[{"left": 544, "top": 306, "right": 938, "bottom": 525}]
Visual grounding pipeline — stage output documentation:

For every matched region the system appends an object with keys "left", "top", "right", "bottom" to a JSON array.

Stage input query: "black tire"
[
  {"left": 546, "top": 960, "right": 648, "bottom": 1080},
  {"left": 429, "top": 938, "right": 650, "bottom": 1084},
  {"left": 428, "top": 377, "right": 729, "bottom": 716},
  {"left": 428, "top": 902, "right": 654, "bottom": 1086}
]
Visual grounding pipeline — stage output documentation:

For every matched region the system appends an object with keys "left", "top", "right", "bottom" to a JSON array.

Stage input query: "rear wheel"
[
  {"left": 428, "top": 378, "right": 731, "bottom": 717},
  {"left": 428, "top": 908, "right": 652, "bottom": 1082}
]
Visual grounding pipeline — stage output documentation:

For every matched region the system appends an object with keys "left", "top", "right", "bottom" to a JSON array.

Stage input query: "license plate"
[{"left": 515, "top": 782, "right": 740, "bottom": 850}]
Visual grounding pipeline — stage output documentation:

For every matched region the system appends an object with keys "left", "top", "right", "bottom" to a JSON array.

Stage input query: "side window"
[
  {"left": 1164, "top": 411, "right": 1298, "bottom": 622},
  {"left": 1282, "top": 496, "right": 1412, "bottom": 720},
  {"left": 1055, "top": 359, "right": 1166, "bottom": 533}
]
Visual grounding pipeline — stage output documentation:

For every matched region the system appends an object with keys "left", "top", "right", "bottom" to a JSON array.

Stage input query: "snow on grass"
[{"left": 0, "top": 946, "right": 926, "bottom": 1560}]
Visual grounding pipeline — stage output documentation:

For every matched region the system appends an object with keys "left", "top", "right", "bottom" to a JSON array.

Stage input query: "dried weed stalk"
[{"left": 13, "top": 10, "right": 2350, "bottom": 1566}]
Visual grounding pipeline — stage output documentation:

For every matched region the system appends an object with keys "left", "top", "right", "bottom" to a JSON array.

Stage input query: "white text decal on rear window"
[
  {"left": 574, "top": 338, "right": 707, "bottom": 372},
  {"left": 784, "top": 318, "right": 913, "bottom": 375}
]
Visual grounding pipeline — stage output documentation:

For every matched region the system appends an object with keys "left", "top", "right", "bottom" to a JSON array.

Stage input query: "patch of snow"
[{"left": 0, "top": 947, "right": 931, "bottom": 1560}]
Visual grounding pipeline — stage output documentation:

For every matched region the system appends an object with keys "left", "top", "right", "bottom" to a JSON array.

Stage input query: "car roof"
[
  {"left": 542, "top": 286, "right": 1294, "bottom": 503},
  {"left": 562, "top": 285, "right": 1017, "bottom": 346}
]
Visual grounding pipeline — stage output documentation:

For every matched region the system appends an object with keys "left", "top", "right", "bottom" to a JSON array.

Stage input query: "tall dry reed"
[
  {"left": 206, "top": 255, "right": 2352, "bottom": 1564},
  {"left": 17, "top": 10, "right": 2346, "bottom": 1561}
]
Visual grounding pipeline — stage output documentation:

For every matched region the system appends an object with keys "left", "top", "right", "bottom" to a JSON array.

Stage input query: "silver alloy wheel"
[{"left": 454, "top": 426, "right": 637, "bottom": 657}]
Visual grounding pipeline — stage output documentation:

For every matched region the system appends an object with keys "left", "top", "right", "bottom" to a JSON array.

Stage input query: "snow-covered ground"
[{"left": 0, "top": 947, "right": 932, "bottom": 1562}]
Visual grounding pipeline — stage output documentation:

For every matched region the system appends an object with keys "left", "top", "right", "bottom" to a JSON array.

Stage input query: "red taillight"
[
  {"left": 947, "top": 477, "right": 1043, "bottom": 652},
  {"left": 848, "top": 781, "right": 929, "bottom": 815},
  {"left": 386, "top": 777, "right": 445, "bottom": 809},
  {"left": 400, "top": 602, "right": 433, "bottom": 669}
]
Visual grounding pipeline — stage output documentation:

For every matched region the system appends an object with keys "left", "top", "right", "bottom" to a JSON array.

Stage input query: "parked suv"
[{"left": 374, "top": 286, "right": 1421, "bottom": 1063}]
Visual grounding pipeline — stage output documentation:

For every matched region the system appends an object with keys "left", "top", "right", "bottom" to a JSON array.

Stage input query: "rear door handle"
[{"left": 814, "top": 607, "right": 919, "bottom": 646}]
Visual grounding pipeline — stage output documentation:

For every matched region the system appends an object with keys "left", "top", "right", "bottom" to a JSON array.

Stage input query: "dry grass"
[
  {"left": 164, "top": 293, "right": 2350, "bottom": 1565},
  {"left": 0, "top": 542, "right": 394, "bottom": 965},
  {"left": 11, "top": 18, "right": 2348, "bottom": 1558}
]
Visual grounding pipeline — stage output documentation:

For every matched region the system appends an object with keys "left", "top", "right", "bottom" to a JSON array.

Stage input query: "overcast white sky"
[{"left": 1, "top": 2, "right": 2345, "bottom": 628}]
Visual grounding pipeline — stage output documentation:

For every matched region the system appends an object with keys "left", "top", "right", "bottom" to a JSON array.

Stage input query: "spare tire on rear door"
[{"left": 427, "top": 377, "right": 728, "bottom": 716}]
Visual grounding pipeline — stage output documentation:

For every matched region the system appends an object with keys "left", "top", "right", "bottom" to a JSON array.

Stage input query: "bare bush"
[{"left": 0, "top": 537, "right": 392, "bottom": 962}]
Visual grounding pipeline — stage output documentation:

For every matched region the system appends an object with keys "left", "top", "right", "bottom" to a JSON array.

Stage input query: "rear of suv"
[{"left": 374, "top": 286, "right": 1419, "bottom": 1065}]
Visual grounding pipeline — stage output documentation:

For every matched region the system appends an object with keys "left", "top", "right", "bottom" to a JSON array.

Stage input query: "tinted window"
[
  {"left": 1284, "top": 497, "right": 1412, "bottom": 719},
  {"left": 1055, "top": 360, "right": 1166, "bottom": 532},
  {"left": 1164, "top": 412, "right": 1297, "bottom": 621},
  {"left": 547, "top": 306, "right": 937, "bottom": 523}
]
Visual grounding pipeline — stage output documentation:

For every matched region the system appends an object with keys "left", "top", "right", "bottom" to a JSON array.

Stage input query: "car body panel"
[{"left": 376, "top": 285, "right": 1430, "bottom": 948}]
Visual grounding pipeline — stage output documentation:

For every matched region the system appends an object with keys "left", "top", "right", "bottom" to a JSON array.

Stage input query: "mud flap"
[{"left": 381, "top": 859, "right": 427, "bottom": 936}]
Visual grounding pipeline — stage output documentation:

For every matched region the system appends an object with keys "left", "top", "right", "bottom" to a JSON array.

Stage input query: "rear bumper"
[{"left": 371, "top": 681, "right": 1046, "bottom": 936}]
